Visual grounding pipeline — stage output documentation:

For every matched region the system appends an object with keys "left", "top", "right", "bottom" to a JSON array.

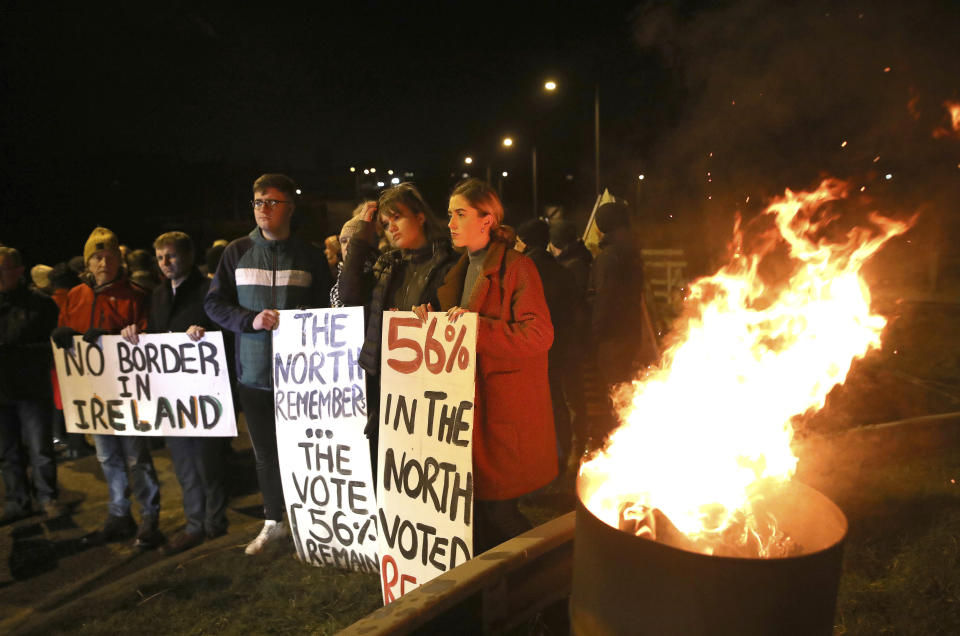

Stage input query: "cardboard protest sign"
[
  {"left": 53, "top": 332, "right": 236, "bottom": 437},
  {"left": 272, "top": 307, "right": 379, "bottom": 573},
  {"left": 377, "top": 311, "right": 477, "bottom": 605}
]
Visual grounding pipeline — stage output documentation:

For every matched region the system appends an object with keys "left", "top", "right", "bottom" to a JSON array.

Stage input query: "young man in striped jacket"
[{"left": 204, "top": 174, "right": 332, "bottom": 555}]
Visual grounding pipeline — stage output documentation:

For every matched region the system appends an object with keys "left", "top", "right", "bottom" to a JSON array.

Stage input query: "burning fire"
[
  {"left": 580, "top": 178, "right": 913, "bottom": 557},
  {"left": 933, "top": 100, "right": 960, "bottom": 139}
]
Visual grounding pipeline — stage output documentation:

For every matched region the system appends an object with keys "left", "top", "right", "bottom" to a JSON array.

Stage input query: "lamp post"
[{"left": 543, "top": 78, "right": 600, "bottom": 199}]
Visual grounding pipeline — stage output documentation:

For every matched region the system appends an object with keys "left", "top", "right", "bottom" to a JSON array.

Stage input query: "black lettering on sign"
[
  {"left": 86, "top": 343, "right": 105, "bottom": 376},
  {"left": 197, "top": 340, "right": 220, "bottom": 376},
  {"left": 382, "top": 449, "right": 473, "bottom": 524},
  {"left": 382, "top": 394, "right": 416, "bottom": 434},
  {"left": 135, "top": 374, "right": 151, "bottom": 400},
  {"left": 72, "top": 400, "right": 90, "bottom": 429}
]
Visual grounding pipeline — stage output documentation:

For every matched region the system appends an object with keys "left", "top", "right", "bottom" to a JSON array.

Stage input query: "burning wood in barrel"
[{"left": 569, "top": 179, "right": 914, "bottom": 635}]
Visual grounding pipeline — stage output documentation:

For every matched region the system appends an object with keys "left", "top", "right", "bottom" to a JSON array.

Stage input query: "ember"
[{"left": 579, "top": 178, "right": 914, "bottom": 557}]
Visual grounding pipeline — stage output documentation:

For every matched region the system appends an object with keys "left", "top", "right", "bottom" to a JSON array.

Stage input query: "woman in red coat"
[{"left": 434, "top": 178, "right": 557, "bottom": 553}]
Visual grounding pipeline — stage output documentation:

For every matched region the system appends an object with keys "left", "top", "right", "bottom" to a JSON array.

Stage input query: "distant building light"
[
  {"left": 405, "top": 172, "right": 414, "bottom": 177},
  {"left": 387, "top": 169, "right": 394, "bottom": 175},
  {"left": 370, "top": 168, "right": 376, "bottom": 173},
  {"left": 376, "top": 181, "right": 385, "bottom": 187},
  {"left": 295, "top": 189, "right": 302, "bottom": 195},
  {"left": 363, "top": 169, "right": 370, "bottom": 175},
  {"left": 502, "top": 137, "right": 513, "bottom": 147},
  {"left": 638, "top": 174, "right": 645, "bottom": 180},
  {"left": 349, "top": 166, "right": 356, "bottom": 173},
  {"left": 544, "top": 80, "right": 557, "bottom": 91},
  {"left": 464, "top": 156, "right": 473, "bottom": 165},
  {"left": 885, "top": 173, "right": 893, "bottom": 180},
  {"left": 390, "top": 177, "right": 400, "bottom": 184},
  {"left": 462, "top": 172, "right": 469, "bottom": 178},
  {"left": 565, "top": 174, "right": 574, "bottom": 181},
  {"left": 502, "top": 171, "right": 508, "bottom": 177}
]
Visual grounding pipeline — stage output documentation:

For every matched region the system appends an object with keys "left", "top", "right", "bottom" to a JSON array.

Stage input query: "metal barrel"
[{"left": 570, "top": 480, "right": 847, "bottom": 636}]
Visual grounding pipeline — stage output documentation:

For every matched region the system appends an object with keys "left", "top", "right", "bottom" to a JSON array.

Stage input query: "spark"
[
  {"left": 873, "top": 156, "right": 880, "bottom": 162},
  {"left": 841, "top": 141, "right": 848, "bottom": 148}
]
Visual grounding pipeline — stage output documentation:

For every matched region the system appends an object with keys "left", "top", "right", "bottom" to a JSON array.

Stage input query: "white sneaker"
[{"left": 244, "top": 520, "right": 288, "bottom": 555}]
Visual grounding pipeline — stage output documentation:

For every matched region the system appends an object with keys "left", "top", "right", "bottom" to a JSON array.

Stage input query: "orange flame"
[
  {"left": 580, "top": 179, "right": 914, "bottom": 555},
  {"left": 933, "top": 101, "right": 960, "bottom": 139}
]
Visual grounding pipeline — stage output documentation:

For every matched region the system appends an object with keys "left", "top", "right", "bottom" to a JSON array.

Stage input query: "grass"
[
  {"left": 833, "top": 446, "right": 960, "bottom": 635},
  {"left": 20, "top": 444, "right": 959, "bottom": 635},
  {"left": 36, "top": 540, "right": 383, "bottom": 635}
]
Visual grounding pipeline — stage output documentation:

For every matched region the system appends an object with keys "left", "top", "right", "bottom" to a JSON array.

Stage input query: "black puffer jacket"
[
  {"left": 0, "top": 284, "right": 59, "bottom": 403},
  {"left": 342, "top": 236, "right": 459, "bottom": 376}
]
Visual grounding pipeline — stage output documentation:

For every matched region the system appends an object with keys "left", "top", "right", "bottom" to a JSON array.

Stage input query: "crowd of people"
[{"left": 0, "top": 172, "right": 652, "bottom": 561}]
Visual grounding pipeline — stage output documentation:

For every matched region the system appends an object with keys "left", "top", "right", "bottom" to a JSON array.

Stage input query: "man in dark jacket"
[
  {"left": 0, "top": 247, "right": 64, "bottom": 524},
  {"left": 516, "top": 219, "right": 580, "bottom": 474},
  {"left": 205, "top": 173, "right": 332, "bottom": 555},
  {"left": 589, "top": 202, "right": 653, "bottom": 441},
  {"left": 122, "top": 232, "right": 228, "bottom": 555}
]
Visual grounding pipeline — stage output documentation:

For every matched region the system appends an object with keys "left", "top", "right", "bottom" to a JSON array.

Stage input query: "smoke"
[{"left": 629, "top": 0, "right": 960, "bottom": 276}]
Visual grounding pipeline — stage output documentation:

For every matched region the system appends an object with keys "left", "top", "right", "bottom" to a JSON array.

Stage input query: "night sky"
[{"left": 2, "top": 1, "right": 959, "bottom": 272}]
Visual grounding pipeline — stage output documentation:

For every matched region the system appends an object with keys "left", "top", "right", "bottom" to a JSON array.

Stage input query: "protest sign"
[
  {"left": 53, "top": 332, "right": 236, "bottom": 437},
  {"left": 377, "top": 311, "right": 477, "bottom": 605},
  {"left": 273, "top": 307, "right": 379, "bottom": 573}
]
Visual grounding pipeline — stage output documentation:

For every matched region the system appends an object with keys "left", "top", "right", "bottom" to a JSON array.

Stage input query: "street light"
[
  {"left": 464, "top": 156, "right": 474, "bottom": 165},
  {"left": 502, "top": 137, "right": 513, "bottom": 147},
  {"left": 541, "top": 78, "right": 600, "bottom": 198}
]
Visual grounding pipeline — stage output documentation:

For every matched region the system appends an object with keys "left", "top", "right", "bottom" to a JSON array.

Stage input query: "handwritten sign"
[
  {"left": 377, "top": 311, "right": 477, "bottom": 605},
  {"left": 273, "top": 307, "right": 379, "bottom": 573},
  {"left": 53, "top": 332, "right": 236, "bottom": 437}
]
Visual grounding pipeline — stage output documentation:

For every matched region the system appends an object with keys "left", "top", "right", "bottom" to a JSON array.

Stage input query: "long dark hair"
[{"left": 378, "top": 182, "right": 447, "bottom": 242}]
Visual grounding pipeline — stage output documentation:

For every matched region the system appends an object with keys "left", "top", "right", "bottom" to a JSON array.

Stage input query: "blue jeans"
[
  {"left": 166, "top": 436, "right": 228, "bottom": 535},
  {"left": 0, "top": 400, "right": 57, "bottom": 510},
  {"left": 93, "top": 434, "right": 161, "bottom": 519}
]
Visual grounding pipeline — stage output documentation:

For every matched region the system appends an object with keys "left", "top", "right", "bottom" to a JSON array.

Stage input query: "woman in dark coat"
[
  {"left": 338, "top": 183, "right": 459, "bottom": 469},
  {"left": 433, "top": 178, "right": 556, "bottom": 553}
]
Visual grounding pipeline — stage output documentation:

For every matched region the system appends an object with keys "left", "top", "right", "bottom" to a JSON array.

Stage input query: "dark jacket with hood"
[
  {"left": 339, "top": 223, "right": 458, "bottom": 376},
  {"left": 0, "top": 283, "right": 59, "bottom": 403}
]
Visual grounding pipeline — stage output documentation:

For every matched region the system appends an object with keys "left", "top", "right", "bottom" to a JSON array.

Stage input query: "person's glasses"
[{"left": 252, "top": 199, "right": 289, "bottom": 210}]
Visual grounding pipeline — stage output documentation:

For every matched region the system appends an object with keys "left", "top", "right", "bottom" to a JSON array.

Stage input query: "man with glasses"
[{"left": 205, "top": 173, "right": 332, "bottom": 555}]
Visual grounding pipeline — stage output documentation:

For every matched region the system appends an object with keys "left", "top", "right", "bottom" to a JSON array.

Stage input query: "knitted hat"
[
  {"left": 84, "top": 226, "right": 120, "bottom": 264},
  {"left": 339, "top": 214, "right": 369, "bottom": 243},
  {"left": 30, "top": 264, "right": 53, "bottom": 291},
  {"left": 517, "top": 218, "right": 550, "bottom": 250}
]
